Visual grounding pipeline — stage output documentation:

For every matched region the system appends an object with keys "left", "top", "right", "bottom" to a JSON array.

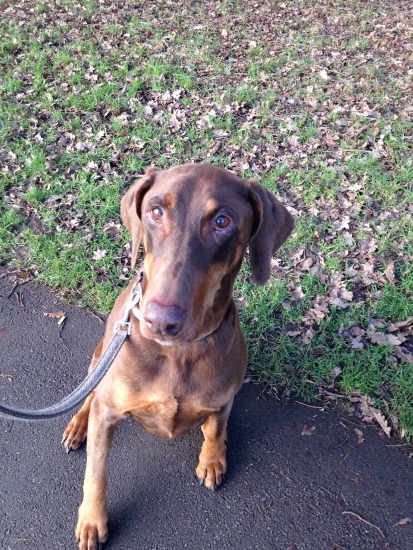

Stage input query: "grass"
[{"left": 1, "top": 0, "right": 412, "bottom": 439}]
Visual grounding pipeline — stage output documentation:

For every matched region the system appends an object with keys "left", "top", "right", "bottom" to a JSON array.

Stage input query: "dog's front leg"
[
  {"left": 196, "top": 398, "right": 234, "bottom": 490},
  {"left": 76, "top": 397, "right": 119, "bottom": 550}
]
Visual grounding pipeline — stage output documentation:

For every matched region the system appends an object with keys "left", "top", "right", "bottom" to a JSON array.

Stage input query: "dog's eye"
[
  {"left": 151, "top": 207, "right": 164, "bottom": 221},
  {"left": 215, "top": 215, "right": 230, "bottom": 229}
]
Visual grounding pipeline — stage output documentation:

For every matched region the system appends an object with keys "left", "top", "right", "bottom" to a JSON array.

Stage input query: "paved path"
[{"left": 0, "top": 272, "right": 412, "bottom": 549}]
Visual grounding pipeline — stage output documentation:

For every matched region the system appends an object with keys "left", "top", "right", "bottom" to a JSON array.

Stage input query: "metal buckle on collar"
[
  {"left": 114, "top": 269, "right": 143, "bottom": 336},
  {"left": 114, "top": 320, "right": 132, "bottom": 335}
]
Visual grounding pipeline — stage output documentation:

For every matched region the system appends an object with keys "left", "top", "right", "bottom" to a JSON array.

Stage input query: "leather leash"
[{"left": 0, "top": 271, "right": 143, "bottom": 421}]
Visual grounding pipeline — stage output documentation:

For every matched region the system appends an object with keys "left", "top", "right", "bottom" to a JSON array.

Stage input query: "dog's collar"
[{"left": 128, "top": 270, "right": 213, "bottom": 346}]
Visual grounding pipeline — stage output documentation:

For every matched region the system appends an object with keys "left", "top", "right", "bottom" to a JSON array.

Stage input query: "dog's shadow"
[{"left": 104, "top": 384, "right": 276, "bottom": 547}]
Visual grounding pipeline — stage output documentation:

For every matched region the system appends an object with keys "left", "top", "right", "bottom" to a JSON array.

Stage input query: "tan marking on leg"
[
  {"left": 196, "top": 398, "right": 234, "bottom": 489},
  {"left": 62, "top": 392, "right": 95, "bottom": 451},
  {"left": 76, "top": 398, "right": 119, "bottom": 549}
]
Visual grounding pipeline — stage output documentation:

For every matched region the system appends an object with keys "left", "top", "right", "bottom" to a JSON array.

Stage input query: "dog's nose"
[{"left": 143, "top": 302, "right": 186, "bottom": 337}]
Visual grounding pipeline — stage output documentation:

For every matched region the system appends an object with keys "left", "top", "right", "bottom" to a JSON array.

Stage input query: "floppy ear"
[
  {"left": 120, "top": 166, "right": 159, "bottom": 269},
  {"left": 247, "top": 180, "right": 294, "bottom": 285}
]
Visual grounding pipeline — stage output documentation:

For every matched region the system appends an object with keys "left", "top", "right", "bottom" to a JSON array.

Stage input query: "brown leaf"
[
  {"left": 386, "top": 334, "right": 403, "bottom": 346},
  {"left": 367, "top": 325, "right": 401, "bottom": 346},
  {"left": 301, "top": 425, "right": 316, "bottom": 436},
  {"left": 355, "top": 428, "right": 364, "bottom": 444},
  {"left": 298, "top": 257, "right": 314, "bottom": 271},
  {"left": 392, "top": 518, "right": 412, "bottom": 527},
  {"left": 394, "top": 318, "right": 413, "bottom": 329},
  {"left": 358, "top": 395, "right": 391, "bottom": 437},
  {"left": 351, "top": 338, "right": 364, "bottom": 349},
  {"left": 384, "top": 263, "right": 396, "bottom": 283},
  {"left": 302, "top": 328, "right": 316, "bottom": 344},
  {"left": 339, "top": 289, "right": 353, "bottom": 301},
  {"left": 330, "top": 297, "right": 348, "bottom": 309},
  {"left": 331, "top": 366, "right": 342, "bottom": 383},
  {"left": 292, "top": 285, "right": 305, "bottom": 300},
  {"left": 371, "top": 409, "right": 391, "bottom": 437},
  {"left": 44, "top": 311, "right": 65, "bottom": 319},
  {"left": 393, "top": 346, "right": 413, "bottom": 365},
  {"left": 348, "top": 326, "right": 366, "bottom": 337}
]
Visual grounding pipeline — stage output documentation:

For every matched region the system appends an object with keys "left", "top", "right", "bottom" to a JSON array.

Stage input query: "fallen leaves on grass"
[
  {"left": 337, "top": 317, "right": 413, "bottom": 365},
  {"left": 393, "top": 346, "right": 413, "bottom": 365},
  {"left": 1, "top": 0, "right": 413, "bottom": 435}
]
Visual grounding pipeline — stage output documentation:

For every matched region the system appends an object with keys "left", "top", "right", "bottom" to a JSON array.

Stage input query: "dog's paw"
[
  {"left": 196, "top": 453, "right": 227, "bottom": 490},
  {"left": 61, "top": 411, "right": 88, "bottom": 452},
  {"left": 76, "top": 503, "right": 108, "bottom": 550}
]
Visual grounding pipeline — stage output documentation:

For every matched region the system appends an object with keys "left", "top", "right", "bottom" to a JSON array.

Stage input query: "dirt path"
[{"left": 0, "top": 272, "right": 412, "bottom": 550}]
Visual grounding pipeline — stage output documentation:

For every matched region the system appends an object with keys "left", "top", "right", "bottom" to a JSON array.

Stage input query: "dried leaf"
[
  {"left": 367, "top": 325, "right": 401, "bottom": 346},
  {"left": 298, "top": 257, "right": 314, "bottom": 271},
  {"left": 384, "top": 263, "right": 396, "bottom": 283},
  {"left": 394, "top": 318, "right": 413, "bottom": 329},
  {"left": 339, "top": 289, "right": 353, "bottom": 301},
  {"left": 302, "top": 327, "right": 316, "bottom": 344},
  {"left": 330, "top": 297, "right": 348, "bottom": 309},
  {"left": 386, "top": 334, "right": 402, "bottom": 346},
  {"left": 371, "top": 409, "right": 391, "bottom": 437},
  {"left": 292, "top": 285, "right": 305, "bottom": 300},
  {"left": 92, "top": 249, "right": 107, "bottom": 260},
  {"left": 331, "top": 366, "right": 342, "bottom": 382},
  {"left": 392, "top": 518, "right": 412, "bottom": 527},
  {"left": 358, "top": 394, "right": 391, "bottom": 437},
  {"left": 44, "top": 310, "right": 65, "bottom": 319},
  {"left": 351, "top": 338, "right": 364, "bottom": 349},
  {"left": 355, "top": 428, "right": 364, "bottom": 444},
  {"left": 286, "top": 330, "right": 301, "bottom": 337},
  {"left": 393, "top": 346, "right": 413, "bottom": 365},
  {"left": 301, "top": 425, "right": 316, "bottom": 436}
]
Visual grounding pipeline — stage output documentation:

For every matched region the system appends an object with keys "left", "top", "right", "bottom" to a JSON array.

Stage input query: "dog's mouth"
[{"left": 152, "top": 330, "right": 213, "bottom": 347}]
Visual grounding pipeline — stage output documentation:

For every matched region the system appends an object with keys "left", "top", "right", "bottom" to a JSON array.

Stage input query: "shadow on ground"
[{"left": 0, "top": 271, "right": 412, "bottom": 550}]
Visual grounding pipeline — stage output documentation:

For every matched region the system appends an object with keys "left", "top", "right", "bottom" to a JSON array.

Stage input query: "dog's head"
[{"left": 121, "top": 164, "right": 294, "bottom": 344}]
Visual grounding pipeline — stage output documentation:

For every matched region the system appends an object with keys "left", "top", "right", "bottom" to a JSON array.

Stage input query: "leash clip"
[
  {"left": 114, "top": 269, "right": 143, "bottom": 335},
  {"left": 114, "top": 320, "right": 132, "bottom": 335}
]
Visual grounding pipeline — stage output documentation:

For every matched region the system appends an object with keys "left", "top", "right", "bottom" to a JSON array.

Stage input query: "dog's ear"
[
  {"left": 121, "top": 166, "right": 159, "bottom": 269},
  {"left": 247, "top": 180, "right": 294, "bottom": 285}
]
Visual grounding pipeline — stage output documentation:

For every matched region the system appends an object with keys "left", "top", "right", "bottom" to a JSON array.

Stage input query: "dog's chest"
[
  {"left": 113, "top": 365, "right": 227, "bottom": 439},
  {"left": 128, "top": 394, "right": 218, "bottom": 439}
]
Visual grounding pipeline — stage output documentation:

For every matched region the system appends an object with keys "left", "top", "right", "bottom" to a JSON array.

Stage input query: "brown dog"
[{"left": 62, "top": 163, "right": 294, "bottom": 549}]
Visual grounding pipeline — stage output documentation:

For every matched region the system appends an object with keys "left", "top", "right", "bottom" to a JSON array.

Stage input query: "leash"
[{"left": 0, "top": 271, "right": 143, "bottom": 421}]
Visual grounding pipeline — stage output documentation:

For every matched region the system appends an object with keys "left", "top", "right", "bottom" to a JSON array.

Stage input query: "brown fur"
[{"left": 63, "top": 163, "right": 294, "bottom": 550}]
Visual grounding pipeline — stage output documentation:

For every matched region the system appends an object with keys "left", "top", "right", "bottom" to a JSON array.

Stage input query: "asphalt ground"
[{"left": 0, "top": 270, "right": 412, "bottom": 550}]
